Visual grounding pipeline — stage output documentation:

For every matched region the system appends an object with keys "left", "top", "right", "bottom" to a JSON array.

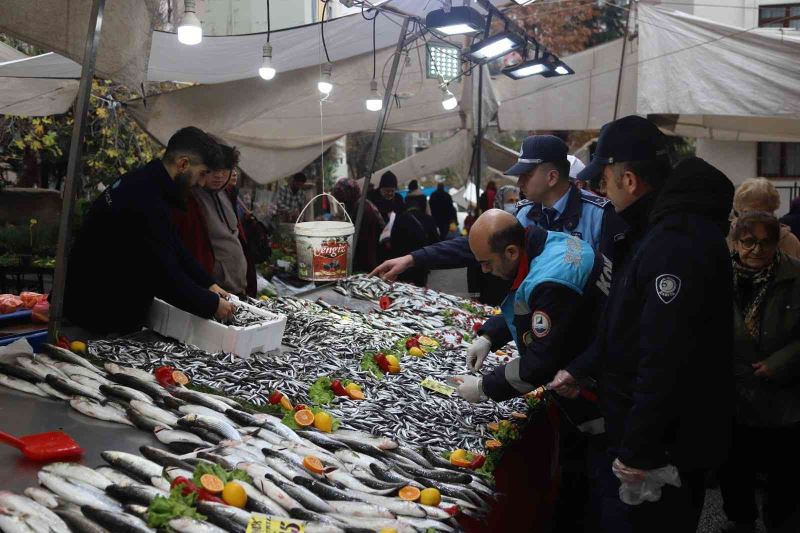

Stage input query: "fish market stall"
[{"left": 0, "top": 276, "right": 559, "bottom": 532}]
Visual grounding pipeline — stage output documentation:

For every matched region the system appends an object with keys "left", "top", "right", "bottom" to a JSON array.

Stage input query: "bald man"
[{"left": 450, "top": 209, "right": 603, "bottom": 404}]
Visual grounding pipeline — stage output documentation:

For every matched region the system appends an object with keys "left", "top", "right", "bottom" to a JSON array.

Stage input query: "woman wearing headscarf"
[
  {"left": 493, "top": 185, "right": 520, "bottom": 214},
  {"left": 718, "top": 211, "right": 800, "bottom": 533},
  {"left": 332, "top": 178, "right": 385, "bottom": 273}
]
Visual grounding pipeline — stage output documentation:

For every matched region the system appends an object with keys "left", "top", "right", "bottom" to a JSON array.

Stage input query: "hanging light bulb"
[
  {"left": 365, "top": 79, "right": 382, "bottom": 111},
  {"left": 318, "top": 62, "right": 334, "bottom": 95},
  {"left": 178, "top": 0, "right": 203, "bottom": 46},
  {"left": 259, "top": 42, "right": 276, "bottom": 80},
  {"left": 441, "top": 85, "right": 458, "bottom": 110}
]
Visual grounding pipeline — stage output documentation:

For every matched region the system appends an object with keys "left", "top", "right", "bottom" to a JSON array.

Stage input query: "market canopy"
[
  {"left": 0, "top": 44, "right": 80, "bottom": 116},
  {"left": 493, "top": 5, "right": 800, "bottom": 141}
]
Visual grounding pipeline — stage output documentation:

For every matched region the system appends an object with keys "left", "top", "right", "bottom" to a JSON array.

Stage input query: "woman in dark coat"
[
  {"left": 718, "top": 211, "right": 800, "bottom": 533},
  {"left": 332, "top": 178, "right": 385, "bottom": 274}
]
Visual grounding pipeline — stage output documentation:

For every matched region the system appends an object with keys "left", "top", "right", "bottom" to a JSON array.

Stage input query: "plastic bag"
[
  {"left": 615, "top": 464, "right": 681, "bottom": 505},
  {"left": 19, "top": 291, "right": 45, "bottom": 309},
  {"left": 0, "top": 294, "right": 24, "bottom": 314},
  {"left": 31, "top": 300, "right": 50, "bottom": 324}
]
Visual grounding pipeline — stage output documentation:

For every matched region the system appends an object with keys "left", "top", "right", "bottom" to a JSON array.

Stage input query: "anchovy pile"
[
  {"left": 216, "top": 303, "right": 279, "bottom": 328},
  {"left": 0, "top": 343, "right": 495, "bottom": 532}
]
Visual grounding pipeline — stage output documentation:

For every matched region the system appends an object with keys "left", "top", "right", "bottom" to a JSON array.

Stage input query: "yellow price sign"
[
  {"left": 421, "top": 377, "right": 456, "bottom": 397},
  {"left": 247, "top": 515, "right": 305, "bottom": 533}
]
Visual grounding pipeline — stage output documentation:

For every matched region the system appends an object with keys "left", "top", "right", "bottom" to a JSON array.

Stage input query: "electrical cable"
[
  {"left": 266, "top": 0, "right": 271, "bottom": 41},
  {"left": 321, "top": 0, "right": 332, "bottom": 63},
  {"left": 373, "top": 12, "right": 378, "bottom": 79}
]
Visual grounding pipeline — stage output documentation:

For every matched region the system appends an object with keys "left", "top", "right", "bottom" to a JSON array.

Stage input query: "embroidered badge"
[
  {"left": 532, "top": 311, "right": 551, "bottom": 338},
  {"left": 655, "top": 274, "right": 681, "bottom": 304}
]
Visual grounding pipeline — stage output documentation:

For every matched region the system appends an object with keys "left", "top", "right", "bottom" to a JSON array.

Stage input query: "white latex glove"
[
  {"left": 449, "top": 375, "right": 488, "bottom": 404},
  {"left": 466, "top": 335, "right": 492, "bottom": 372}
]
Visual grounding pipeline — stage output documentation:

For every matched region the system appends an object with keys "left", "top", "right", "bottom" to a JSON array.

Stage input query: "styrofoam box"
[{"left": 146, "top": 298, "right": 286, "bottom": 358}]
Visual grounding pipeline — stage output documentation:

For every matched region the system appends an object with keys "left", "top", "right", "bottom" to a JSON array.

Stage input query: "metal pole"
[
  {"left": 613, "top": 0, "right": 633, "bottom": 120},
  {"left": 48, "top": 0, "right": 105, "bottom": 342},
  {"left": 474, "top": 64, "right": 484, "bottom": 211},
  {"left": 353, "top": 16, "right": 411, "bottom": 247}
]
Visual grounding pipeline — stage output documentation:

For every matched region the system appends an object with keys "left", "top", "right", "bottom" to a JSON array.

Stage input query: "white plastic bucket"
[{"left": 294, "top": 193, "right": 355, "bottom": 281}]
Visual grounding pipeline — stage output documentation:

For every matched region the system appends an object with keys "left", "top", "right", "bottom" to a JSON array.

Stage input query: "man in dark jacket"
[
  {"left": 389, "top": 200, "right": 440, "bottom": 286},
  {"left": 64, "top": 127, "right": 234, "bottom": 334},
  {"left": 371, "top": 171, "right": 405, "bottom": 223},
  {"left": 549, "top": 116, "right": 735, "bottom": 533},
  {"left": 429, "top": 182, "right": 457, "bottom": 239}
]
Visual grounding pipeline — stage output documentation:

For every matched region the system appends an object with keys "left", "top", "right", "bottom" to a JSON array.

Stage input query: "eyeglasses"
[{"left": 738, "top": 237, "right": 777, "bottom": 251}]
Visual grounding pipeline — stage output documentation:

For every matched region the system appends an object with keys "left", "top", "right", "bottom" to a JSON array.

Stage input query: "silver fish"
[
  {"left": 93, "top": 467, "right": 138, "bottom": 488},
  {"left": 69, "top": 397, "right": 134, "bottom": 426},
  {"left": 178, "top": 404, "right": 239, "bottom": 426},
  {"left": 37, "top": 472, "right": 122, "bottom": 512},
  {"left": 326, "top": 500, "right": 395, "bottom": 519},
  {"left": 103, "top": 362, "right": 157, "bottom": 383},
  {"left": 0, "top": 374, "right": 49, "bottom": 397},
  {"left": 168, "top": 517, "right": 228, "bottom": 533},
  {"left": 41, "top": 344, "right": 103, "bottom": 374},
  {"left": 23, "top": 486, "right": 59, "bottom": 509},
  {"left": 129, "top": 399, "right": 179, "bottom": 426},
  {"left": 45, "top": 375, "right": 105, "bottom": 402},
  {"left": 53, "top": 508, "right": 109, "bottom": 533},
  {"left": 100, "top": 451, "right": 163, "bottom": 481},
  {"left": 0, "top": 491, "right": 70, "bottom": 533},
  {"left": 53, "top": 362, "right": 113, "bottom": 384},
  {"left": 80, "top": 505, "right": 151, "bottom": 532},
  {"left": 178, "top": 414, "right": 240, "bottom": 441},
  {"left": 36, "top": 382, "right": 72, "bottom": 400},
  {"left": 0, "top": 509, "right": 36, "bottom": 533},
  {"left": 15, "top": 357, "right": 64, "bottom": 381},
  {"left": 99, "top": 384, "right": 153, "bottom": 404},
  {"left": 41, "top": 463, "right": 112, "bottom": 490}
]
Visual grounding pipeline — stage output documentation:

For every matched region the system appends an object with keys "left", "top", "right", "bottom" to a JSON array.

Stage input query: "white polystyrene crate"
[{"left": 146, "top": 298, "right": 286, "bottom": 358}]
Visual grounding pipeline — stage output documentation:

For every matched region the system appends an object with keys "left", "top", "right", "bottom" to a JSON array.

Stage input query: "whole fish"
[
  {"left": 53, "top": 508, "right": 109, "bottom": 533},
  {"left": 179, "top": 405, "right": 239, "bottom": 426},
  {"left": 251, "top": 475, "right": 302, "bottom": 513},
  {"left": 122, "top": 504, "right": 150, "bottom": 520},
  {"left": 100, "top": 451, "right": 163, "bottom": 481},
  {"left": 0, "top": 361, "right": 42, "bottom": 383},
  {"left": 16, "top": 357, "right": 65, "bottom": 380},
  {"left": 168, "top": 517, "right": 228, "bottom": 533},
  {"left": 326, "top": 500, "right": 396, "bottom": 519},
  {"left": 330, "top": 430, "right": 398, "bottom": 450},
  {"left": 397, "top": 515, "right": 456, "bottom": 532},
  {"left": 0, "top": 491, "right": 70, "bottom": 533},
  {"left": 229, "top": 480, "right": 288, "bottom": 517},
  {"left": 41, "top": 344, "right": 103, "bottom": 374},
  {"left": 93, "top": 467, "right": 138, "bottom": 488},
  {"left": 107, "top": 373, "right": 166, "bottom": 400},
  {"left": 36, "top": 382, "right": 73, "bottom": 400},
  {"left": 194, "top": 501, "right": 247, "bottom": 532},
  {"left": 126, "top": 407, "right": 165, "bottom": 432},
  {"left": 0, "top": 374, "right": 49, "bottom": 397},
  {"left": 0, "top": 508, "right": 37, "bottom": 533},
  {"left": 69, "top": 397, "right": 134, "bottom": 426},
  {"left": 23, "top": 486, "right": 59, "bottom": 509},
  {"left": 80, "top": 506, "right": 152, "bottom": 533},
  {"left": 52, "top": 362, "right": 113, "bottom": 384},
  {"left": 45, "top": 375, "right": 105, "bottom": 402},
  {"left": 103, "top": 362, "right": 157, "bottom": 383},
  {"left": 169, "top": 388, "right": 232, "bottom": 413},
  {"left": 163, "top": 467, "right": 195, "bottom": 483},
  {"left": 297, "top": 430, "right": 351, "bottom": 452},
  {"left": 138, "top": 445, "right": 195, "bottom": 471},
  {"left": 41, "top": 463, "right": 112, "bottom": 490},
  {"left": 37, "top": 472, "right": 122, "bottom": 512},
  {"left": 326, "top": 514, "right": 415, "bottom": 533},
  {"left": 105, "top": 483, "right": 165, "bottom": 506},
  {"left": 153, "top": 426, "right": 207, "bottom": 451},
  {"left": 178, "top": 414, "right": 240, "bottom": 441},
  {"left": 266, "top": 475, "right": 332, "bottom": 514},
  {"left": 99, "top": 384, "right": 153, "bottom": 404},
  {"left": 69, "top": 375, "right": 105, "bottom": 394},
  {"left": 324, "top": 469, "right": 399, "bottom": 496},
  {"left": 128, "top": 399, "right": 178, "bottom": 426}
]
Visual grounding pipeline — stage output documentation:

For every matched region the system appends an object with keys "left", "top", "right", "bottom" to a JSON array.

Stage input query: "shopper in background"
[
  {"left": 494, "top": 185, "right": 520, "bottom": 213},
  {"left": 478, "top": 180, "right": 497, "bottom": 213},
  {"left": 429, "top": 181, "right": 458, "bottom": 239},
  {"left": 371, "top": 171, "right": 405, "bottom": 223},
  {"left": 779, "top": 196, "right": 800, "bottom": 240},
  {"left": 64, "top": 126, "right": 234, "bottom": 334},
  {"left": 192, "top": 145, "right": 256, "bottom": 297},
  {"left": 389, "top": 194, "right": 440, "bottom": 286},
  {"left": 549, "top": 116, "right": 735, "bottom": 533},
  {"left": 730, "top": 178, "right": 800, "bottom": 259},
  {"left": 404, "top": 179, "right": 429, "bottom": 214},
  {"left": 718, "top": 211, "right": 800, "bottom": 533},
  {"left": 275, "top": 172, "right": 308, "bottom": 222},
  {"left": 332, "top": 177, "right": 385, "bottom": 274}
]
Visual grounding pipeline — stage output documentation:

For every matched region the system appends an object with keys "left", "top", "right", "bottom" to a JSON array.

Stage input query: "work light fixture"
[
  {"left": 366, "top": 79, "right": 382, "bottom": 111},
  {"left": 178, "top": 0, "right": 202, "bottom": 45},
  {"left": 259, "top": 42, "right": 276, "bottom": 80},
  {"left": 425, "top": 6, "right": 486, "bottom": 36},
  {"left": 441, "top": 85, "right": 458, "bottom": 110},
  {"left": 465, "top": 31, "right": 526, "bottom": 63},
  {"left": 542, "top": 59, "right": 575, "bottom": 77},
  {"left": 318, "top": 62, "right": 334, "bottom": 95},
  {"left": 511, "top": 0, "right": 538, "bottom": 5}
]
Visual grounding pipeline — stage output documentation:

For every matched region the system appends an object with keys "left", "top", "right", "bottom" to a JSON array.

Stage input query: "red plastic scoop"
[{"left": 0, "top": 429, "right": 83, "bottom": 461}]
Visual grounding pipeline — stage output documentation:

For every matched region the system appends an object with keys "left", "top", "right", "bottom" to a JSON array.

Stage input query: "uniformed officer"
[
  {"left": 447, "top": 209, "right": 601, "bottom": 403},
  {"left": 549, "top": 116, "right": 735, "bottom": 533}
]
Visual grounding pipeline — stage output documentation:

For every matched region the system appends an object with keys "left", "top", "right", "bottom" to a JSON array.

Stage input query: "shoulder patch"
[
  {"left": 515, "top": 199, "right": 535, "bottom": 209},
  {"left": 655, "top": 274, "right": 681, "bottom": 304},
  {"left": 532, "top": 310, "right": 551, "bottom": 338},
  {"left": 580, "top": 191, "right": 611, "bottom": 208}
]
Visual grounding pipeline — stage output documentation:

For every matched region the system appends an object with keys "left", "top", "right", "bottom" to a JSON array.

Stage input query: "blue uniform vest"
[{"left": 500, "top": 231, "right": 596, "bottom": 347}]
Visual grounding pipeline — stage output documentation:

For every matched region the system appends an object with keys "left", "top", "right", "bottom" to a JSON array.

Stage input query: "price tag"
[
  {"left": 247, "top": 515, "right": 305, "bottom": 533},
  {"left": 421, "top": 377, "right": 456, "bottom": 397}
]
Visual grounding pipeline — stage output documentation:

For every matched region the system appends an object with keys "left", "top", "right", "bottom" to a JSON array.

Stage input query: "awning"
[{"left": 0, "top": 45, "right": 79, "bottom": 116}]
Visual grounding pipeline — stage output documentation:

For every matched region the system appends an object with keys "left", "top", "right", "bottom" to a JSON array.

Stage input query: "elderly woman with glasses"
[
  {"left": 718, "top": 211, "right": 800, "bottom": 533},
  {"left": 730, "top": 177, "right": 800, "bottom": 259}
]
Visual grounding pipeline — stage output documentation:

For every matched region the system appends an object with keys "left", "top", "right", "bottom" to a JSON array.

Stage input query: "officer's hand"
[
  {"left": 215, "top": 297, "right": 234, "bottom": 322},
  {"left": 466, "top": 335, "right": 492, "bottom": 371},
  {"left": 612, "top": 458, "right": 647, "bottom": 484},
  {"left": 449, "top": 375, "right": 487, "bottom": 404},
  {"left": 370, "top": 255, "right": 414, "bottom": 281},
  {"left": 209, "top": 284, "right": 230, "bottom": 299},
  {"left": 752, "top": 360, "right": 774, "bottom": 378},
  {"left": 548, "top": 369, "right": 580, "bottom": 399}
]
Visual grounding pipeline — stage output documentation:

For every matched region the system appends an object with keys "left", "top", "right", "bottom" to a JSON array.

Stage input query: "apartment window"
[
  {"left": 757, "top": 142, "right": 800, "bottom": 177},
  {"left": 758, "top": 3, "right": 800, "bottom": 28}
]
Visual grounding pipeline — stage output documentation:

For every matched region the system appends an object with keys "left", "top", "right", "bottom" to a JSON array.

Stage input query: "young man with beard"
[{"left": 64, "top": 126, "right": 235, "bottom": 334}]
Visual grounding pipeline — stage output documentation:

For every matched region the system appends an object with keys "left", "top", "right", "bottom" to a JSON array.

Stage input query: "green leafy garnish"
[
  {"left": 360, "top": 352, "right": 385, "bottom": 380},
  {"left": 458, "top": 301, "right": 481, "bottom": 315},
  {"left": 526, "top": 395, "right": 542, "bottom": 411},
  {"left": 309, "top": 376, "right": 335, "bottom": 405},
  {"left": 281, "top": 410, "right": 301, "bottom": 430},
  {"left": 191, "top": 463, "right": 252, "bottom": 486},
  {"left": 146, "top": 486, "right": 206, "bottom": 528}
]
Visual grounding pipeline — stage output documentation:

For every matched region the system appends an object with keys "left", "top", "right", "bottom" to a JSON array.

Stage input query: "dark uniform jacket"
[
  {"left": 568, "top": 157, "right": 735, "bottom": 471},
  {"left": 64, "top": 160, "right": 219, "bottom": 334}
]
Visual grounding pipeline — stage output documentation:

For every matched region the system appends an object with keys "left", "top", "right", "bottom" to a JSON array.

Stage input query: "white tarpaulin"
[
  {"left": 0, "top": 46, "right": 79, "bottom": 116},
  {"left": 370, "top": 130, "right": 471, "bottom": 185},
  {"left": 0, "top": 0, "right": 157, "bottom": 90}
]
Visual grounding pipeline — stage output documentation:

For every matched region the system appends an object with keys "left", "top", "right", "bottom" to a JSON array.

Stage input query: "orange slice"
[
  {"left": 171, "top": 370, "right": 189, "bottom": 385},
  {"left": 347, "top": 389, "right": 365, "bottom": 401},
  {"left": 294, "top": 409, "right": 315, "bottom": 427},
  {"left": 200, "top": 473, "right": 224, "bottom": 494},
  {"left": 398, "top": 486, "right": 421, "bottom": 502},
  {"left": 303, "top": 456, "right": 325, "bottom": 474},
  {"left": 486, "top": 422, "right": 499, "bottom": 432},
  {"left": 485, "top": 439, "right": 502, "bottom": 450}
]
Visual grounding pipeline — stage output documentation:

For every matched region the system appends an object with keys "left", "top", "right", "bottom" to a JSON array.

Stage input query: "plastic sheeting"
[
  {"left": 0, "top": 46, "right": 79, "bottom": 116},
  {"left": 0, "top": 0, "right": 157, "bottom": 90}
]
